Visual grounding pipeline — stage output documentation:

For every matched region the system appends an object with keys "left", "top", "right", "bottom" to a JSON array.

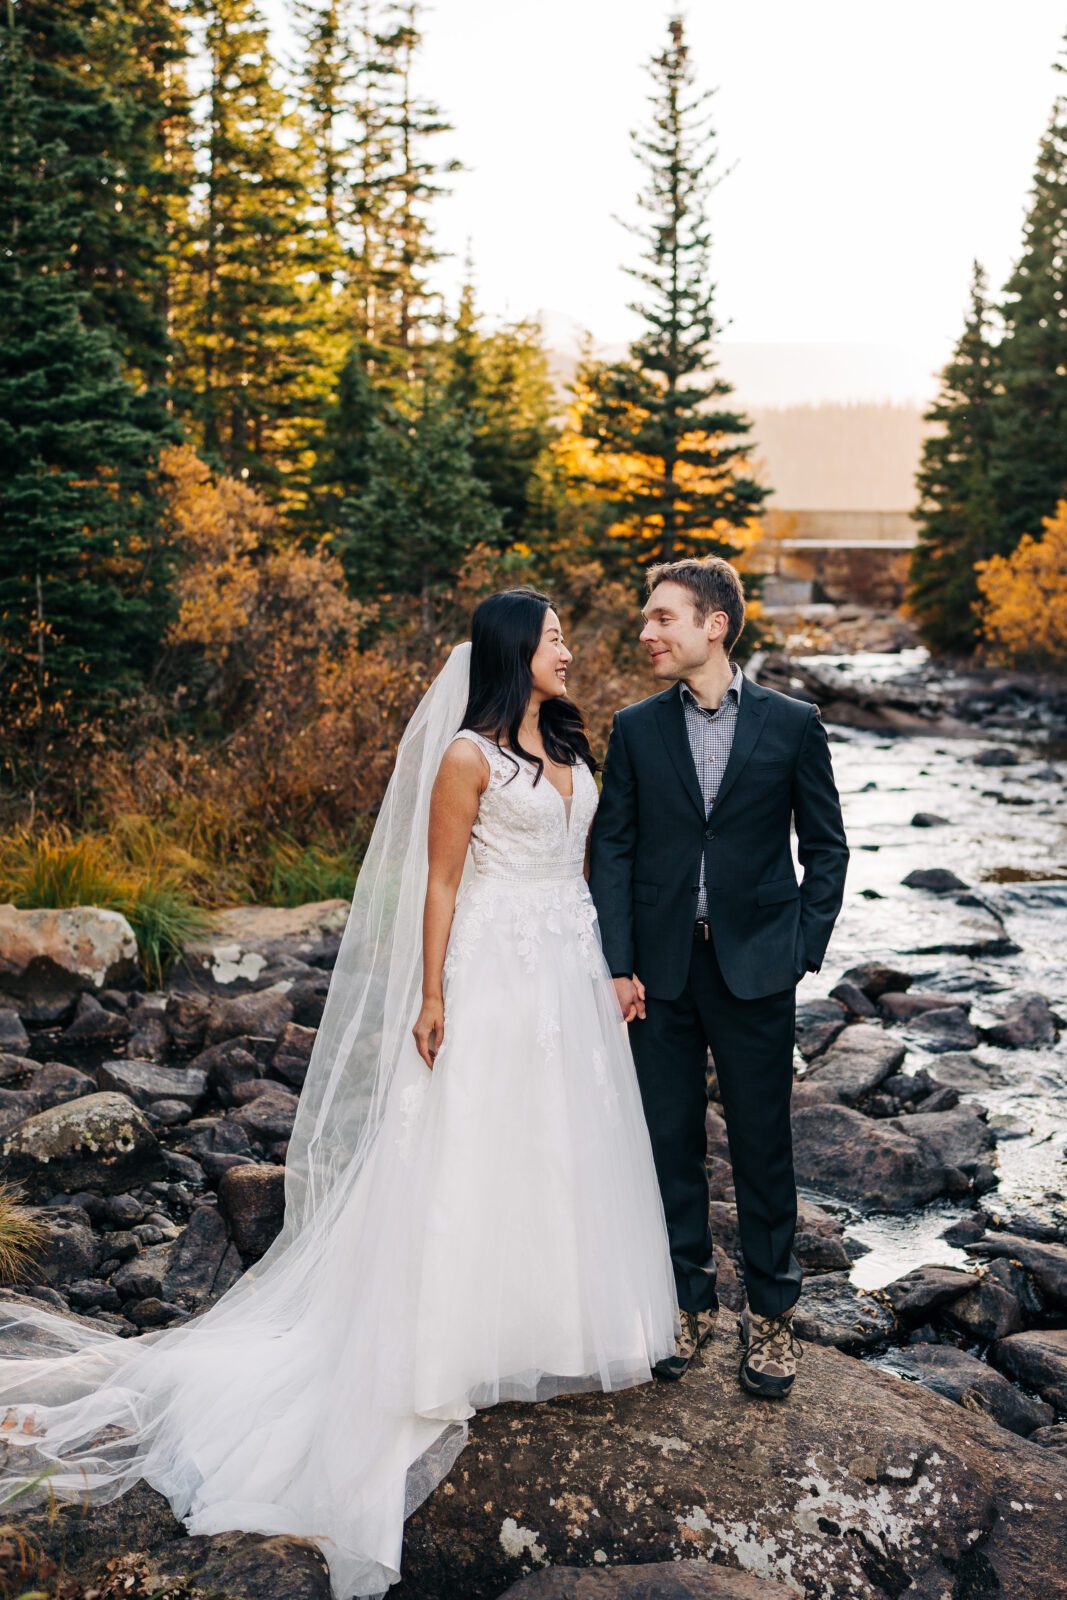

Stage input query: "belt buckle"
[{"left": 695, "top": 919, "right": 709, "bottom": 941}]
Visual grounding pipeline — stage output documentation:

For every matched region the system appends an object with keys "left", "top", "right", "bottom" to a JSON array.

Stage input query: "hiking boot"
[
  {"left": 737, "top": 1302, "right": 803, "bottom": 1398},
  {"left": 653, "top": 1306, "right": 717, "bottom": 1382}
]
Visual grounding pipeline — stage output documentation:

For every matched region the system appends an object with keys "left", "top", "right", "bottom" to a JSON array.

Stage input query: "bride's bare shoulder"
[{"left": 438, "top": 732, "right": 492, "bottom": 790}]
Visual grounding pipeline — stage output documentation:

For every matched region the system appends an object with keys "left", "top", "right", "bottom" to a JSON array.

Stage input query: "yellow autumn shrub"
[{"left": 976, "top": 499, "right": 1067, "bottom": 667}]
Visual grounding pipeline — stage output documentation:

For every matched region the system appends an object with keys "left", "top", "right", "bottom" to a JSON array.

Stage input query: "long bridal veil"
[{"left": 0, "top": 642, "right": 475, "bottom": 1591}]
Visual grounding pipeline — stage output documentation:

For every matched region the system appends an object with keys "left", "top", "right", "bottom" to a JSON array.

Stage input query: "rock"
[
  {"left": 59, "top": 990, "right": 132, "bottom": 1046},
  {"left": 395, "top": 1336, "right": 1067, "bottom": 1600},
  {"left": 983, "top": 992, "right": 1062, "bottom": 1049},
  {"left": 230, "top": 1083, "right": 300, "bottom": 1144},
  {"left": 139, "top": 1529, "right": 334, "bottom": 1600},
  {"left": 98, "top": 1192, "right": 147, "bottom": 1227},
  {"left": 204, "top": 986, "right": 295, "bottom": 1047},
  {"left": 499, "top": 1566, "right": 795, "bottom": 1599},
  {"left": 889, "top": 1105, "right": 994, "bottom": 1176},
  {"left": 966, "top": 1234, "right": 1067, "bottom": 1311},
  {"left": 0, "top": 1091, "right": 166, "bottom": 1198},
  {"left": 902, "top": 867, "right": 970, "bottom": 892},
  {"left": 974, "top": 746, "right": 1018, "bottom": 766},
  {"left": 837, "top": 962, "right": 913, "bottom": 999},
  {"left": 881, "top": 1343, "right": 1055, "bottom": 1438},
  {"left": 125, "top": 1009, "right": 171, "bottom": 1063},
  {"left": 910, "top": 812, "right": 950, "bottom": 827},
  {"left": 270, "top": 1020, "right": 318, "bottom": 1087},
  {"left": 926, "top": 1051, "right": 1007, "bottom": 1092},
  {"left": 0, "top": 904, "right": 138, "bottom": 1023},
  {"left": 792, "top": 1270, "right": 894, "bottom": 1349},
  {"left": 942, "top": 1215, "right": 987, "bottom": 1246},
  {"left": 793, "top": 998, "right": 847, "bottom": 1060},
  {"left": 145, "top": 1097, "right": 193, "bottom": 1126},
  {"left": 65, "top": 1277, "right": 123, "bottom": 1312},
  {"left": 791, "top": 1102, "right": 949, "bottom": 1211},
  {"left": 97, "top": 1058, "right": 208, "bottom": 1110},
  {"left": 284, "top": 969, "right": 333, "bottom": 1028},
  {"left": 826, "top": 980, "right": 878, "bottom": 1019},
  {"left": 30, "top": 1208, "right": 100, "bottom": 1285},
  {"left": 127, "top": 1295, "right": 185, "bottom": 1327},
  {"left": 991, "top": 1329, "right": 1067, "bottom": 1413},
  {"left": 0, "top": 1086, "right": 43, "bottom": 1139},
  {"left": 189, "top": 1034, "right": 267, "bottom": 1104},
  {"left": 792, "top": 1199, "right": 852, "bottom": 1273},
  {"left": 174, "top": 898, "right": 350, "bottom": 996},
  {"left": 217, "top": 1162, "right": 287, "bottom": 1259},
  {"left": 945, "top": 1260, "right": 1028, "bottom": 1343},
  {"left": 163, "top": 990, "right": 213, "bottom": 1052},
  {"left": 878, "top": 989, "right": 967, "bottom": 1022},
  {"left": 111, "top": 1244, "right": 172, "bottom": 1301},
  {"left": 163, "top": 1149, "right": 207, "bottom": 1187},
  {"left": 801, "top": 1023, "right": 905, "bottom": 1104},
  {"left": 912, "top": 1083, "right": 962, "bottom": 1113},
  {"left": 908, "top": 904, "right": 1020, "bottom": 960},
  {"left": 1031, "top": 1423, "right": 1067, "bottom": 1459},
  {"left": 162, "top": 1201, "right": 243, "bottom": 1312},
  {"left": 0, "top": 1008, "right": 30, "bottom": 1052},
  {"left": 880, "top": 1264, "right": 974, "bottom": 1322},
  {"left": 906, "top": 1006, "right": 979, "bottom": 1052},
  {"left": 25, "top": 1061, "right": 96, "bottom": 1110}
]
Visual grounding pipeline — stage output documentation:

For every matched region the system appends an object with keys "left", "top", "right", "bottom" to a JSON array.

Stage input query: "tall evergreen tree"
[
  {"left": 579, "top": 16, "right": 767, "bottom": 572},
  {"left": 175, "top": 0, "right": 323, "bottom": 497},
  {"left": 908, "top": 262, "right": 1001, "bottom": 653},
  {"left": 338, "top": 378, "right": 501, "bottom": 623},
  {"left": 13, "top": 0, "right": 193, "bottom": 421},
  {"left": 443, "top": 278, "right": 557, "bottom": 543},
  {"left": 989, "top": 47, "right": 1067, "bottom": 552},
  {"left": 0, "top": 0, "right": 171, "bottom": 754}
]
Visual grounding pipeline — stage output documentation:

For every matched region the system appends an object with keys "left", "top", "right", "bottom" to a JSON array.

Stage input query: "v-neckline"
[{"left": 501, "top": 744, "right": 575, "bottom": 806}]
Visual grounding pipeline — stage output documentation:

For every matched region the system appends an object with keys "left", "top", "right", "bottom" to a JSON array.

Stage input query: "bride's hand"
[{"left": 413, "top": 997, "right": 445, "bottom": 1069}]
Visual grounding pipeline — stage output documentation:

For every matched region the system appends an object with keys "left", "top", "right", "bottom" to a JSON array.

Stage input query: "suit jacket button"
[{"left": 704, "top": 827, "right": 715, "bottom": 840}]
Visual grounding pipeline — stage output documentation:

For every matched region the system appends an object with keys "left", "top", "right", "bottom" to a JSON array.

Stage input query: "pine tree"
[
  {"left": 13, "top": 0, "right": 193, "bottom": 421},
  {"left": 908, "top": 262, "right": 1001, "bottom": 654},
  {"left": 309, "top": 337, "right": 383, "bottom": 536},
  {"left": 0, "top": 0, "right": 171, "bottom": 755},
  {"left": 989, "top": 48, "right": 1067, "bottom": 553},
  {"left": 338, "top": 378, "right": 502, "bottom": 623},
  {"left": 579, "top": 16, "right": 767, "bottom": 573},
  {"left": 175, "top": 0, "right": 323, "bottom": 497},
  {"left": 443, "top": 277, "right": 557, "bottom": 543}
]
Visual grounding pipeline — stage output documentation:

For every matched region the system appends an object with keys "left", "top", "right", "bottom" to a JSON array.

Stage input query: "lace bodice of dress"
[{"left": 450, "top": 729, "right": 598, "bottom": 883}]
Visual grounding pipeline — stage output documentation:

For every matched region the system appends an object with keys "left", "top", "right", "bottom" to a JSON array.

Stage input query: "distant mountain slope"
[{"left": 749, "top": 403, "right": 932, "bottom": 512}]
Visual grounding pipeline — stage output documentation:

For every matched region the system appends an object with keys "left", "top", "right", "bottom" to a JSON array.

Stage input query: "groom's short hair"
[{"left": 645, "top": 556, "right": 747, "bottom": 655}]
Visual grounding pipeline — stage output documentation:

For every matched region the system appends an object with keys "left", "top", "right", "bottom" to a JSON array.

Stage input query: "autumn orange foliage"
[{"left": 975, "top": 498, "right": 1067, "bottom": 668}]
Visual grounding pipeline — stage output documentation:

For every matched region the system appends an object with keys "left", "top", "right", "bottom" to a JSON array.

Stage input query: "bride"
[{"left": 0, "top": 588, "right": 679, "bottom": 1598}]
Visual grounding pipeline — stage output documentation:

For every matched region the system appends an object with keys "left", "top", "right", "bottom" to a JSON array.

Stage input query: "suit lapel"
[
  {"left": 711, "top": 675, "right": 769, "bottom": 812},
  {"left": 654, "top": 684, "right": 706, "bottom": 820}
]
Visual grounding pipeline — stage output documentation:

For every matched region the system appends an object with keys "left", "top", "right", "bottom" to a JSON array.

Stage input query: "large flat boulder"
[
  {"left": 966, "top": 1234, "right": 1067, "bottom": 1311},
  {"left": 0, "top": 904, "right": 138, "bottom": 1023},
  {"left": 990, "top": 1330, "right": 1067, "bottom": 1415},
  {"left": 879, "top": 1342, "right": 1055, "bottom": 1437},
  {"left": 393, "top": 1335, "right": 1067, "bottom": 1599},
  {"left": 500, "top": 1566, "right": 795, "bottom": 1598},
  {"left": 97, "top": 1058, "right": 208, "bottom": 1110},
  {"left": 172, "top": 900, "right": 350, "bottom": 995}
]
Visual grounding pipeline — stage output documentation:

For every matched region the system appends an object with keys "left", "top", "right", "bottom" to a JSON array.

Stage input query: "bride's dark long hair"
[{"left": 460, "top": 588, "right": 597, "bottom": 784}]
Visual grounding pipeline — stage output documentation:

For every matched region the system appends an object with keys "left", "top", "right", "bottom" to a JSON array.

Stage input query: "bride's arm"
[{"left": 412, "top": 740, "right": 486, "bottom": 1068}]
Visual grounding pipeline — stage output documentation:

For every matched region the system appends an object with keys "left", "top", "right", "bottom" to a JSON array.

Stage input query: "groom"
[{"left": 589, "top": 556, "right": 848, "bottom": 1398}]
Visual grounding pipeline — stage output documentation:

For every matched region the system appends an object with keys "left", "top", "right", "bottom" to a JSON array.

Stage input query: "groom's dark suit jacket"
[{"left": 589, "top": 674, "right": 849, "bottom": 1001}]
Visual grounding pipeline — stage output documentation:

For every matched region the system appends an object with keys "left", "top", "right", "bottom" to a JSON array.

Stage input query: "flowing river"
[{"left": 786, "top": 650, "right": 1067, "bottom": 1289}]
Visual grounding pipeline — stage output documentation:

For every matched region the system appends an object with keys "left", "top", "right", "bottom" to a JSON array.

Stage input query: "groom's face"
[{"left": 640, "top": 582, "right": 725, "bottom": 679}]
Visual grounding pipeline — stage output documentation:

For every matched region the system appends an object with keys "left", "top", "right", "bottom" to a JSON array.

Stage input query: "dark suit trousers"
[{"left": 628, "top": 935, "right": 803, "bottom": 1319}]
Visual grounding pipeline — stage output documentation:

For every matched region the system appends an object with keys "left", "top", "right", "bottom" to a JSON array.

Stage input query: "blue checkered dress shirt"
[{"left": 680, "top": 663, "right": 743, "bottom": 921}]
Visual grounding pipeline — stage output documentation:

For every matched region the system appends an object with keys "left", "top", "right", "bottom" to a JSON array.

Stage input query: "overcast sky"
[{"left": 264, "top": 1, "right": 1066, "bottom": 404}]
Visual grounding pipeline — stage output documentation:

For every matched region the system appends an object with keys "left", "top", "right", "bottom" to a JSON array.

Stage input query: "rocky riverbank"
[{"left": 2, "top": 658, "right": 1067, "bottom": 1598}]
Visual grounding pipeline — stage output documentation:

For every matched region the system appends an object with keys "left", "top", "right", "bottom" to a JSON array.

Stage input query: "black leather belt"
[{"left": 693, "top": 919, "right": 711, "bottom": 941}]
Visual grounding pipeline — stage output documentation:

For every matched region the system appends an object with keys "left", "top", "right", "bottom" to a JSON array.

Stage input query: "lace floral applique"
[
  {"left": 572, "top": 890, "right": 603, "bottom": 975},
  {"left": 536, "top": 1008, "right": 562, "bottom": 1063},
  {"left": 396, "top": 1076, "right": 430, "bottom": 1162},
  {"left": 443, "top": 888, "right": 497, "bottom": 982}
]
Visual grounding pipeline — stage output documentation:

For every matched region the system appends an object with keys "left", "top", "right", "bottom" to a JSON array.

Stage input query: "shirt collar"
[{"left": 680, "top": 662, "right": 743, "bottom": 715}]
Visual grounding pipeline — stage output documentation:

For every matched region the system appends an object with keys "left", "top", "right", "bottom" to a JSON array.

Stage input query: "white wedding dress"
[{"left": 0, "top": 709, "right": 678, "bottom": 1598}]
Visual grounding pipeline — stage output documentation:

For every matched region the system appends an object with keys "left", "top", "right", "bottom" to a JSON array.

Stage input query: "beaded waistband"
[{"left": 473, "top": 858, "right": 586, "bottom": 885}]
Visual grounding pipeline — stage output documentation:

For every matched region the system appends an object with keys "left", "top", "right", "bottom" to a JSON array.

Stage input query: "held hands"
[
  {"left": 612, "top": 974, "right": 646, "bottom": 1024},
  {"left": 413, "top": 995, "right": 444, "bottom": 1069}
]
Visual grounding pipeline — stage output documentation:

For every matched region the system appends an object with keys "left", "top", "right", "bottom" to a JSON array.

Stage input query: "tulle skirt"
[{"left": 0, "top": 870, "right": 678, "bottom": 1598}]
